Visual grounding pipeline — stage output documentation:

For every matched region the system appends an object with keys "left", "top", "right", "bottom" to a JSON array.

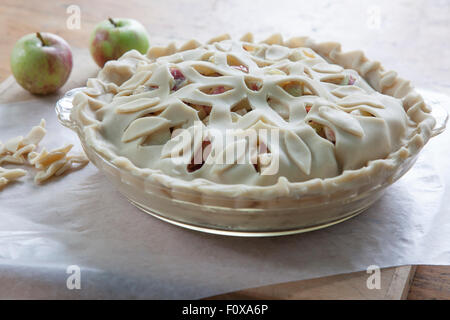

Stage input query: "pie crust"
[{"left": 71, "top": 33, "right": 436, "bottom": 200}]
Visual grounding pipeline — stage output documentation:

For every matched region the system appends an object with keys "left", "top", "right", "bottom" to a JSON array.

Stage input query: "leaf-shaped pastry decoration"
[
  {"left": 284, "top": 131, "right": 312, "bottom": 175},
  {"left": 207, "top": 33, "right": 231, "bottom": 44},
  {"left": 179, "top": 39, "right": 201, "bottom": 52},
  {"left": 237, "top": 112, "right": 279, "bottom": 130},
  {"left": 318, "top": 106, "right": 364, "bottom": 137},
  {"left": 191, "top": 64, "right": 224, "bottom": 77},
  {"left": 146, "top": 42, "right": 176, "bottom": 60},
  {"left": 215, "top": 40, "right": 232, "bottom": 52},
  {"left": 240, "top": 32, "right": 254, "bottom": 43},
  {"left": 116, "top": 97, "right": 161, "bottom": 114},
  {"left": 98, "top": 59, "right": 137, "bottom": 86},
  {"left": 122, "top": 117, "right": 171, "bottom": 143},
  {"left": 319, "top": 74, "right": 346, "bottom": 84},
  {"left": 262, "top": 33, "right": 283, "bottom": 45},
  {"left": 159, "top": 102, "right": 198, "bottom": 125},
  {"left": 119, "top": 70, "right": 153, "bottom": 91}
]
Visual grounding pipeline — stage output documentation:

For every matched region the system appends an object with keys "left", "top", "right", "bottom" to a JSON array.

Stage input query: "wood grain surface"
[{"left": 0, "top": 0, "right": 448, "bottom": 300}]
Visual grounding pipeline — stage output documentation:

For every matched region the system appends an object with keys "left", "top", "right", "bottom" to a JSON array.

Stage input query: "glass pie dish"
[{"left": 56, "top": 87, "right": 447, "bottom": 237}]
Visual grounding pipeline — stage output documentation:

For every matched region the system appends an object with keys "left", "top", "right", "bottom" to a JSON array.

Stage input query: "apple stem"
[
  {"left": 36, "top": 32, "right": 47, "bottom": 46},
  {"left": 108, "top": 17, "right": 118, "bottom": 27}
]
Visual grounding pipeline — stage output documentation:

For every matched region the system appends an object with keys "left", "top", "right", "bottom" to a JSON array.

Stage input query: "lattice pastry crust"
[
  {"left": 0, "top": 120, "right": 89, "bottom": 187},
  {"left": 71, "top": 33, "right": 435, "bottom": 199}
]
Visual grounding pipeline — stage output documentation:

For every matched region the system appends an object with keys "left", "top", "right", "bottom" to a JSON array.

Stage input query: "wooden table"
[{"left": 0, "top": 0, "right": 449, "bottom": 300}]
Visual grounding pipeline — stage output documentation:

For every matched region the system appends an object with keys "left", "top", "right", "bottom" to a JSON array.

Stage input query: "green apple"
[
  {"left": 89, "top": 18, "right": 150, "bottom": 67},
  {"left": 10, "top": 32, "right": 73, "bottom": 95}
]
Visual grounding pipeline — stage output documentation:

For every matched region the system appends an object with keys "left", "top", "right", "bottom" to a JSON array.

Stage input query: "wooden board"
[{"left": 1, "top": 0, "right": 448, "bottom": 300}]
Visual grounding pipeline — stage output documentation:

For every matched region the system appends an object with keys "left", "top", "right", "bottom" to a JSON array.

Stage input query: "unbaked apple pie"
[{"left": 71, "top": 33, "right": 435, "bottom": 199}]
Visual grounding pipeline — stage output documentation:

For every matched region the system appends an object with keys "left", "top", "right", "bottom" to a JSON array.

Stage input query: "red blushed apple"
[
  {"left": 89, "top": 18, "right": 150, "bottom": 67},
  {"left": 10, "top": 32, "right": 73, "bottom": 95}
]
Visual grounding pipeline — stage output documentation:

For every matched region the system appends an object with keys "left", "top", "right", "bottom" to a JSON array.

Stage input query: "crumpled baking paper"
[{"left": 0, "top": 88, "right": 448, "bottom": 299}]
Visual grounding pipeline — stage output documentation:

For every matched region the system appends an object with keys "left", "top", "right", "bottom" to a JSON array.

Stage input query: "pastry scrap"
[
  {"left": 71, "top": 33, "right": 436, "bottom": 198},
  {"left": 0, "top": 119, "right": 89, "bottom": 188},
  {"left": 28, "top": 144, "right": 88, "bottom": 184},
  {"left": 0, "top": 119, "right": 46, "bottom": 165}
]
